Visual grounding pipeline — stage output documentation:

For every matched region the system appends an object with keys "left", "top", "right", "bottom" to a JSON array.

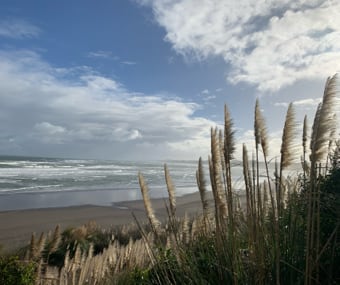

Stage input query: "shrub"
[{"left": 0, "top": 256, "right": 36, "bottom": 285}]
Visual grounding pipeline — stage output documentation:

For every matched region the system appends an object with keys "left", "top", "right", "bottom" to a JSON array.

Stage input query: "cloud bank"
[
  {"left": 0, "top": 49, "right": 214, "bottom": 160},
  {"left": 139, "top": 0, "right": 340, "bottom": 92}
]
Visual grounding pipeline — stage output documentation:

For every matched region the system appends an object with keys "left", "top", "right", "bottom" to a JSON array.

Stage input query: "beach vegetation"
[
  {"left": 0, "top": 256, "right": 36, "bottom": 285},
  {"left": 0, "top": 74, "right": 339, "bottom": 284}
]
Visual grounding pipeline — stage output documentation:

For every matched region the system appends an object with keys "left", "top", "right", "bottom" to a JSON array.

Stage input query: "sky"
[{"left": 0, "top": 0, "right": 339, "bottom": 161}]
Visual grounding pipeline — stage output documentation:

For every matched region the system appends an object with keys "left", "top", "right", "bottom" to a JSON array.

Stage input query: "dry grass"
[{"left": 4, "top": 74, "right": 339, "bottom": 285}]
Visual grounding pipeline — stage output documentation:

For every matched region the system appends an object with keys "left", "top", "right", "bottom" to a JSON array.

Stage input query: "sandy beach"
[{"left": 0, "top": 191, "right": 215, "bottom": 251}]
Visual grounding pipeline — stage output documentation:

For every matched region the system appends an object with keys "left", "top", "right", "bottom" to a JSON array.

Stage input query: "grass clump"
[
  {"left": 1, "top": 74, "right": 339, "bottom": 284},
  {"left": 126, "top": 74, "right": 339, "bottom": 285}
]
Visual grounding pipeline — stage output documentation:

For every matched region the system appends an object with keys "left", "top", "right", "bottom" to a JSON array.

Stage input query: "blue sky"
[{"left": 0, "top": 0, "right": 339, "bottom": 161}]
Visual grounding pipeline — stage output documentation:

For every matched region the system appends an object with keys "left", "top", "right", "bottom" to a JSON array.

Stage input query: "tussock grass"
[{"left": 1, "top": 74, "right": 339, "bottom": 285}]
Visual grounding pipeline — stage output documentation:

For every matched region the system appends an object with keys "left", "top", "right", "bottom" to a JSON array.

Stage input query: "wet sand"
[{"left": 0, "top": 191, "right": 215, "bottom": 251}]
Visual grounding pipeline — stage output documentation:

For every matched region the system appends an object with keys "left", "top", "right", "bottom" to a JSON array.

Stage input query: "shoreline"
[
  {"left": 0, "top": 186, "right": 200, "bottom": 211},
  {"left": 0, "top": 191, "right": 216, "bottom": 251}
]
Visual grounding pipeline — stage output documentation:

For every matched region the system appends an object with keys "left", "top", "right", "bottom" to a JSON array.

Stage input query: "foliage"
[
  {"left": 318, "top": 160, "right": 340, "bottom": 283},
  {"left": 1, "top": 74, "right": 339, "bottom": 285},
  {"left": 0, "top": 256, "right": 36, "bottom": 285},
  {"left": 47, "top": 223, "right": 113, "bottom": 267}
]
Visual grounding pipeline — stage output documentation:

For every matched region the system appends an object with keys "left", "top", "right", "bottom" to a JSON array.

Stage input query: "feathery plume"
[
  {"left": 210, "top": 127, "right": 227, "bottom": 218},
  {"left": 49, "top": 224, "right": 61, "bottom": 253},
  {"left": 211, "top": 128, "right": 223, "bottom": 196},
  {"left": 224, "top": 104, "right": 235, "bottom": 161},
  {"left": 36, "top": 232, "right": 46, "bottom": 259},
  {"left": 310, "top": 74, "right": 338, "bottom": 163},
  {"left": 182, "top": 212, "right": 190, "bottom": 244},
  {"left": 254, "top": 99, "right": 261, "bottom": 146},
  {"left": 280, "top": 103, "right": 296, "bottom": 169},
  {"left": 196, "top": 157, "right": 208, "bottom": 215},
  {"left": 254, "top": 99, "right": 269, "bottom": 157},
  {"left": 328, "top": 114, "right": 337, "bottom": 151},
  {"left": 219, "top": 129, "right": 227, "bottom": 197},
  {"left": 224, "top": 105, "right": 236, "bottom": 219},
  {"left": 138, "top": 172, "right": 160, "bottom": 232},
  {"left": 164, "top": 163, "right": 176, "bottom": 217},
  {"left": 302, "top": 115, "right": 309, "bottom": 182}
]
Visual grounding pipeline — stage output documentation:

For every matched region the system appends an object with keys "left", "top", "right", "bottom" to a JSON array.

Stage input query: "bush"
[{"left": 0, "top": 256, "right": 36, "bottom": 285}]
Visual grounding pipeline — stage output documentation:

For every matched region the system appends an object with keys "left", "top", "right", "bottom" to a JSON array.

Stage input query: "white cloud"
[
  {"left": 234, "top": 128, "right": 300, "bottom": 164},
  {"left": 0, "top": 19, "right": 41, "bottom": 39},
  {"left": 33, "top": 122, "right": 67, "bottom": 144},
  {"left": 87, "top": 51, "right": 119, "bottom": 60},
  {"left": 88, "top": 51, "right": 137, "bottom": 66},
  {"left": 121, "top": 61, "right": 137, "bottom": 65},
  {"left": 34, "top": 122, "right": 66, "bottom": 135},
  {"left": 0, "top": 49, "right": 214, "bottom": 160},
  {"left": 294, "top": 99, "right": 321, "bottom": 106},
  {"left": 112, "top": 128, "right": 142, "bottom": 141},
  {"left": 201, "top": 95, "right": 216, "bottom": 103},
  {"left": 139, "top": 0, "right": 340, "bottom": 92},
  {"left": 275, "top": 98, "right": 321, "bottom": 108}
]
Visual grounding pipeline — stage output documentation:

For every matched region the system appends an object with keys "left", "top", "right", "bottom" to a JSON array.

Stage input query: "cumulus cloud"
[
  {"left": 0, "top": 49, "right": 215, "bottom": 160},
  {"left": 138, "top": 0, "right": 340, "bottom": 92},
  {"left": 0, "top": 18, "right": 41, "bottom": 39}
]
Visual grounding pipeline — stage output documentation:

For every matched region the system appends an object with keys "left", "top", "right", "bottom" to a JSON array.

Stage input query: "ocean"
[
  {"left": 0, "top": 156, "right": 203, "bottom": 211},
  {"left": 0, "top": 155, "right": 258, "bottom": 211},
  {"left": 0, "top": 155, "right": 301, "bottom": 211}
]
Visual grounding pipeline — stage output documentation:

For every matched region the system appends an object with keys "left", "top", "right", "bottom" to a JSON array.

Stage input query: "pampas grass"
[
  {"left": 280, "top": 103, "right": 296, "bottom": 170},
  {"left": 305, "top": 74, "right": 338, "bottom": 285},
  {"left": 164, "top": 163, "right": 176, "bottom": 218},
  {"left": 138, "top": 172, "right": 160, "bottom": 234},
  {"left": 196, "top": 157, "right": 209, "bottom": 219},
  {"left": 4, "top": 74, "right": 339, "bottom": 285},
  {"left": 255, "top": 98, "right": 269, "bottom": 157},
  {"left": 310, "top": 74, "right": 338, "bottom": 165},
  {"left": 49, "top": 224, "right": 61, "bottom": 254},
  {"left": 210, "top": 127, "right": 228, "bottom": 222}
]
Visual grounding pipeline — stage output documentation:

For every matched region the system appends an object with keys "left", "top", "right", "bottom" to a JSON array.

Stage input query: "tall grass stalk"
[
  {"left": 305, "top": 74, "right": 338, "bottom": 285},
  {"left": 7, "top": 74, "right": 339, "bottom": 285},
  {"left": 138, "top": 172, "right": 161, "bottom": 235},
  {"left": 164, "top": 163, "right": 176, "bottom": 218}
]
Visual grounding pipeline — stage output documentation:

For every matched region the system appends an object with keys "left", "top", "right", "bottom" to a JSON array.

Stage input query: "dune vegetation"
[{"left": 0, "top": 74, "right": 339, "bottom": 285}]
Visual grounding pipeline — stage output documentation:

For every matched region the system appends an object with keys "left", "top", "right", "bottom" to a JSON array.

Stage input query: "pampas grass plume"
[
  {"left": 280, "top": 103, "right": 296, "bottom": 169},
  {"left": 310, "top": 74, "right": 338, "bottom": 163},
  {"left": 224, "top": 104, "right": 235, "bottom": 160},
  {"left": 138, "top": 172, "right": 160, "bottom": 232},
  {"left": 254, "top": 99, "right": 269, "bottom": 157},
  {"left": 196, "top": 157, "right": 208, "bottom": 215},
  {"left": 164, "top": 163, "right": 176, "bottom": 217},
  {"left": 49, "top": 224, "right": 61, "bottom": 253}
]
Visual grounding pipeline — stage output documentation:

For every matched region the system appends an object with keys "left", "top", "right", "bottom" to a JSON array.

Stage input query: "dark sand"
[{"left": 0, "top": 192, "right": 215, "bottom": 251}]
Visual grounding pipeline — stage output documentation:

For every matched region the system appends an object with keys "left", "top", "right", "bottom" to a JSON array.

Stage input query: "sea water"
[{"left": 0, "top": 155, "right": 251, "bottom": 211}]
